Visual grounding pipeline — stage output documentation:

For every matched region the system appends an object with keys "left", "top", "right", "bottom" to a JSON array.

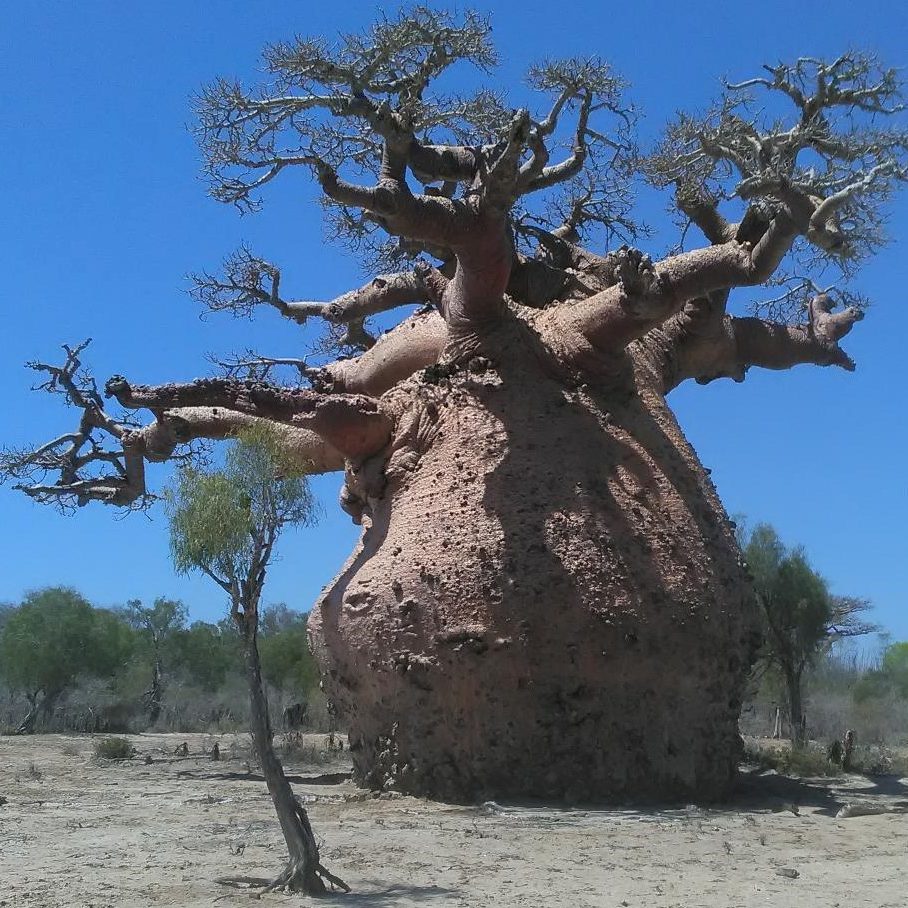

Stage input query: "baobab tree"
[{"left": 2, "top": 9, "right": 906, "bottom": 801}]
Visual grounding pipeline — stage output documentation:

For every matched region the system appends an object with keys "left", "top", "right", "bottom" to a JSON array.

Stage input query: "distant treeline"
[
  {"left": 2, "top": 585, "right": 907, "bottom": 746},
  {"left": 0, "top": 586, "right": 327, "bottom": 735}
]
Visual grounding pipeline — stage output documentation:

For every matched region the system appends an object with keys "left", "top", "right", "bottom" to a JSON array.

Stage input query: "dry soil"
[{"left": 0, "top": 733, "right": 906, "bottom": 907}]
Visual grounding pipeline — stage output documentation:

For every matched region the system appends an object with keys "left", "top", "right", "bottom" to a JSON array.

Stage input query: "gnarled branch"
[{"left": 646, "top": 292, "right": 865, "bottom": 391}]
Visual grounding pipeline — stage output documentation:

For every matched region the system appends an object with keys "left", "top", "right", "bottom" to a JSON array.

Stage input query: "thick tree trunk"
[
  {"left": 239, "top": 618, "right": 346, "bottom": 894},
  {"left": 309, "top": 313, "right": 761, "bottom": 803}
]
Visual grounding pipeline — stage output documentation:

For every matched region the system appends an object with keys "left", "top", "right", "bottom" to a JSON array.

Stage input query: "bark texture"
[{"left": 308, "top": 309, "right": 760, "bottom": 802}]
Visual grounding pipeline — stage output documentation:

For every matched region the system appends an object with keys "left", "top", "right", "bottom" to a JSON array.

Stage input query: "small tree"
[
  {"left": 0, "top": 587, "right": 132, "bottom": 733},
  {"left": 166, "top": 432, "right": 347, "bottom": 895},
  {"left": 125, "top": 596, "right": 187, "bottom": 725},
  {"left": 854, "top": 640, "right": 908, "bottom": 703},
  {"left": 742, "top": 524, "right": 875, "bottom": 745},
  {"left": 880, "top": 642, "right": 908, "bottom": 698}
]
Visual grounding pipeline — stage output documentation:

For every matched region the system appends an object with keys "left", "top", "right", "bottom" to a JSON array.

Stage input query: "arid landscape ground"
[{"left": 1, "top": 732, "right": 906, "bottom": 907}]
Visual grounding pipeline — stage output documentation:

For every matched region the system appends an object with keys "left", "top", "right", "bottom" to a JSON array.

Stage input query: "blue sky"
[{"left": 1, "top": 1, "right": 906, "bottom": 638}]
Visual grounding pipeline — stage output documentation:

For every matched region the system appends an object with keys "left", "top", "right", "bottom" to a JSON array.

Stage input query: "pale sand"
[{"left": 1, "top": 733, "right": 906, "bottom": 907}]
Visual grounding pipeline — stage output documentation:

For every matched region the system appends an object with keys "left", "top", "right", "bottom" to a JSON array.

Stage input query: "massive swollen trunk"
[{"left": 308, "top": 313, "right": 760, "bottom": 803}]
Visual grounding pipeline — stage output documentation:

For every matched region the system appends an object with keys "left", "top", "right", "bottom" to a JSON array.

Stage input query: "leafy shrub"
[
  {"left": 94, "top": 736, "right": 135, "bottom": 760},
  {"left": 848, "top": 744, "right": 908, "bottom": 777},
  {"left": 742, "top": 739, "right": 838, "bottom": 776}
]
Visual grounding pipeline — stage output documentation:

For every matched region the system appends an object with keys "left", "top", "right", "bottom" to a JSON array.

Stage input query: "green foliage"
[
  {"left": 92, "top": 608, "right": 139, "bottom": 675},
  {"left": 881, "top": 642, "right": 908, "bottom": 697},
  {"left": 260, "top": 602, "right": 303, "bottom": 636},
  {"left": 743, "top": 524, "right": 836, "bottom": 678},
  {"left": 125, "top": 597, "right": 187, "bottom": 644},
  {"left": 259, "top": 607, "right": 319, "bottom": 693},
  {"left": 168, "top": 467, "right": 253, "bottom": 578},
  {"left": 166, "top": 432, "right": 317, "bottom": 585},
  {"left": 94, "top": 736, "right": 135, "bottom": 760},
  {"left": 0, "top": 587, "right": 132, "bottom": 698},
  {"left": 171, "top": 621, "right": 240, "bottom": 691},
  {"left": 853, "top": 640, "right": 908, "bottom": 702}
]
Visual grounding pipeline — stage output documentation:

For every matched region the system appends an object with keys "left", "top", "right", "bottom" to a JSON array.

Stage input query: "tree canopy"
[
  {"left": 167, "top": 431, "right": 317, "bottom": 610},
  {"left": 1, "top": 9, "right": 904, "bottom": 510},
  {"left": 0, "top": 587, "right": 131, "bottom": 701}
]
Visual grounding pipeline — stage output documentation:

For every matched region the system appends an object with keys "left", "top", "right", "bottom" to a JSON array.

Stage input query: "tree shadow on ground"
[
  {"left": 177, "top": 770, "right": 352, "bottom": 785},
  {"left": 443, "top": 766, "right": 908, "bottom": 821},
  {"left": 730, "top": 766, "right": 908, "bottom": 816},
  {"left": 215, "top": 878, "right": 455, "bottom": 903},
  {"left": 313, "top": 883, "right": 457, "bottom": 905}
]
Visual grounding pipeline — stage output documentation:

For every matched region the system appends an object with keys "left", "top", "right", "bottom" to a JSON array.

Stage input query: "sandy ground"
[{"left": 0, "top": 733, "right": 906, "bottom": 907}]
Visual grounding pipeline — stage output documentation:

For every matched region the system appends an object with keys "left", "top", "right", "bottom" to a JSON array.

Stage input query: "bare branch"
[
  {"left": 315, "top": 310, "right": 448, "bottom": 396},
  {"left": 646, "top": 52, "right": 908, "bottom": 267},
  {"left": 556, "top": 209, "right": 800, "bottom": 355},
  {"left": 191, "top": 247, "right": 432, "bottom": 350},
  {"left": 1, "top": 339, "right": 359, "bottom": 511},
  {"left": 104, "top": 377, "right": 392, "bottom": 460}
]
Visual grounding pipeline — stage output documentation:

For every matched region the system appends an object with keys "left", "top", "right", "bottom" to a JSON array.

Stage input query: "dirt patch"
[{"left": 1, "top": 733, "right": 906, "bottom": 907}]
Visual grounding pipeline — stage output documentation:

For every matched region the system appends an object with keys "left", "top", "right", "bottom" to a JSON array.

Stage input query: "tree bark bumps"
[{"left": 308, "top": 315, "right": 759, "bottom": 802}]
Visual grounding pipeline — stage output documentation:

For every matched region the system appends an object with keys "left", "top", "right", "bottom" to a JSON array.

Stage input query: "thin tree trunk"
[
  {"left": 39, "top": 688, "right": 61, "bottom": 726},
  {"left": 239, "top": 615, "right": 348, "bottom": 894},
  {"left": 14, "top": 692, "right": 40, "bottom": 735},
  {"left": 146, "top": 657, "right": 163, "bottom": 726},
  {"left": 786, "top": 669, "right": 805, "bottom": 747}
]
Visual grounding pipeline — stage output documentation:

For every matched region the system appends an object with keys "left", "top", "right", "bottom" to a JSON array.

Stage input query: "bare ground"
[{"left": 1, "top": 733, "right": 906, "bottom": 907}]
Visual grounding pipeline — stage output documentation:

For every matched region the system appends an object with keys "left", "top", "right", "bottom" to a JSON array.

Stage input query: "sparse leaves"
[
  {"left": 646, "top": 52, "right": 908, "bottom": 266},
  {"left": 166, "top": 433, "right": 317, "bottom": 599}
]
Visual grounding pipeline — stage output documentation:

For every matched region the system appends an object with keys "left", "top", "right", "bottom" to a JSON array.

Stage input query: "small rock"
[
  {"left": 836, "top": 802, "right": 894, "bottom": 819},
  {"left": 776, "top": 868, "right": 799, "bottom": 879}
]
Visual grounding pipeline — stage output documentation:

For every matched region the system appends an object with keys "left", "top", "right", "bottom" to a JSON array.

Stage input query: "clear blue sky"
[{"left": 1, "top": 1, "right": 906, "bottom": 638}]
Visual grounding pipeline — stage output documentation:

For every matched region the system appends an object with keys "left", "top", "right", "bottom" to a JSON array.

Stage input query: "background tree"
[
  {"left": 3, "top": 8, "right": 906, "bottom": 800},
  {"left": 170, "top": 620, "right": 240, "bottom": 694},
  {"left": 742, "top": 523, "right": 875, "bottom": 744},
  {"left": 258, "top": 605, "right": 320, "bottom": 695},
  {"left": 854, "top": 640, "right": 908, "bottom": 703},
  {"left": 0, "top": 587, "right": 133, "bottom": 733},
  {"left": 166, "top": 431, "right": 345, "bottom": 895},
  {"left": 125, "top": 596, "right": 188, "bottom": 724}
]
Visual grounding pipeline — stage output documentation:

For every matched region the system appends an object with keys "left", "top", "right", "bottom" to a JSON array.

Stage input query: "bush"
[
  {"left": 94, "top": 736, "right": 135, "bottom": 760},
  {"left": 742, "top": 739, "right": 838, "bottom": 776},
  {"left": 279, "top": 732, "right": 335, "bottom": 765},
  {"left": 847, "top": 744, "right": 908, "bottom": 777}
]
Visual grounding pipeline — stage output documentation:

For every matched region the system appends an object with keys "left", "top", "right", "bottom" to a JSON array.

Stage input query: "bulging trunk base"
[{"left": 309, "top": 351, "right": 759, "bottom": 804}]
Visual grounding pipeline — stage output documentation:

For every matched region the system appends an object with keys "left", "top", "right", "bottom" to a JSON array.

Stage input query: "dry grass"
[{"left": 743, "top": 736, "right": 908, "bottom": 778}]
